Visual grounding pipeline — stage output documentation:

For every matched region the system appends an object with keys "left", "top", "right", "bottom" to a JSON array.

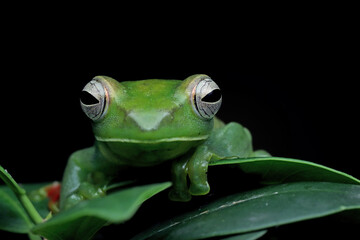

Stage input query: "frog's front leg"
[
  {"left": 169, "top": 155, "right": 192, "bottom": 201},
  {"left": 60, "top": 147, "right": 118, "bottom": 210},
  {"left": 170, "top": 122, "right": 269, "bottom": 201},
  {"left": 169, "top": 147, "right": 213, "bottom": 201},
  {"left": 187, "top": 146, "right": 213, "bottom": 195}
]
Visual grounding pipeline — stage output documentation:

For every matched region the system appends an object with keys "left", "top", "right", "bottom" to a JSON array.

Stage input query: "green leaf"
[
  {"left": 210, "top": 157, "right": 360, "bottom": 185},
  {"left": 0, "top": 165, "right": 25, "bottom": 195},
  {"left": 28, "top": 232, "right": 44, "bottom": 240},
  {"left": 132, "top": 182, "right": 360, "bottom": 240},
  {"left": 220, "top": 230, "right": 267, "bottom": 240},
  {"left": 0, "top": 183, "right": 50, "bottom": 234},
  {"left": 0, "top": 165, "right": 45, "bottom": 225},
  {"left": 25, "top": 183, "right": 54, "bottom": 219},
  {"left": 0, "top": 187, "right": 33, "bottom": 233},
  {"left": 32, "top": 182, "right": 171, "bottom": 240}
]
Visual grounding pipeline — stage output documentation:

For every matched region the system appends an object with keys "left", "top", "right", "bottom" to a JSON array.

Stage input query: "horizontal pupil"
[
  {"left": 201, "top": 89, "right": 221, "bottom": 102},
  {"left": 80, "top": 91, "right": 99, "bottom": 105}
]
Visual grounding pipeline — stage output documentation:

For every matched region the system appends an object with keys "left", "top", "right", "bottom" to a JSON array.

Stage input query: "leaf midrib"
[{"left": 170, "top": 183, "right": 360, "bottom": 226}]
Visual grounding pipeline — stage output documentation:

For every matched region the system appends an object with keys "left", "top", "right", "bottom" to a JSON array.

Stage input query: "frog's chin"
[{"left": 94, "top": 135, "right": 209, "bottom": 143}]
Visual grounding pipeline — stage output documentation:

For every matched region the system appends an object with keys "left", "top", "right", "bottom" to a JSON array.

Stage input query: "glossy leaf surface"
[
  {"left": 0, "top": 187, "right": 33, "bottom": 233},
  {"left": 133, "top": 182, "right": 360, "bottom": 240},
  {"left": 210, "top": 157, "right": 360, "bottom": 184},
  {"left": 0, "top": 183, "right": 50, "bottom": 233},
  {"left": 220, "top": 230, "right": 267, "bottom": 240},
  {"left": 32, "top": 182, "right": 171, "bottom": 240}
]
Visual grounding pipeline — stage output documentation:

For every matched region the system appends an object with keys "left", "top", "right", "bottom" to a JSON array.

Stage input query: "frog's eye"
[
  {"left": 192, "top": 77, "right": 222, "bottom": 119},
  {"left": 80, "top": 79, "right": 108, "bottom": 121}
]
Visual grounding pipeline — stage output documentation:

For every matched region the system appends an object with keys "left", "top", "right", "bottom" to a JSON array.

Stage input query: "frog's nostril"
[{"left": 127, "top": 111, "right": 171, "bottom": 131}]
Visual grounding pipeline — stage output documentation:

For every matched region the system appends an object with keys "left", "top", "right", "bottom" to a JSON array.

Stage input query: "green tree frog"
[{"left": 60, "top": 74, "right": 269, "bottom": 209}]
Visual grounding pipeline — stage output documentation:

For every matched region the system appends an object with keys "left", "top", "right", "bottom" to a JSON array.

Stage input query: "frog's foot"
[
  {"left": 170, "top": 148, "right": 212, "bottom": 201},
  {"left": 169, "top": 157, "right": 192, "bottom": 202},
  {"left": 189, "top": 181, "right": 210, "bottom": 196},
  {"left": 188, "top": 163, "right": 211, "bottom": 196},
  {"left": 62, "top": 183, "right": 105, "bottom": 210},
  {"left": 187, "top": 147, "right": 212, "bottom": 196},
  {"left": 168, "top": 169, "right": 210, "bottom": 200},
  {"left": 168, "top": 188, "right": 191, "bottom": 202},
  {"left": 250, "top": 149, "right": 271, "bottom": 157}
]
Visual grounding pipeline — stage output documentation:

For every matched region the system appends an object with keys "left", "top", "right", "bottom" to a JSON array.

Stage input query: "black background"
[
  {"left": 1, "top": 6, "right": 359, "bottom": 239},
  {"left": 2, "top": 32, "right": 358, "bottom": 183}
]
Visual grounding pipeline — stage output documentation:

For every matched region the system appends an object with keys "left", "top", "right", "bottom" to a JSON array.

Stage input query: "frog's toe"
[
  {"left": 189, "top": 181, "right": 210, "bottom": 196},
  {"left": 168, "top": 189, "right": 192, "bottom": 202}
]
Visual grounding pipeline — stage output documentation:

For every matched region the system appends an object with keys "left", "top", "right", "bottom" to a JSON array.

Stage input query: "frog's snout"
[{"left": 127, "top": 110, "right": 172, "bottom": 131}]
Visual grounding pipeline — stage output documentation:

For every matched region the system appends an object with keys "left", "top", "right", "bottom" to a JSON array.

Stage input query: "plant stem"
[
  {"left": 18, "top": 192, "right": 44, "bottom": 224},
  {"left": 0, "top": 165, "right": 43, "bottom": 224}
]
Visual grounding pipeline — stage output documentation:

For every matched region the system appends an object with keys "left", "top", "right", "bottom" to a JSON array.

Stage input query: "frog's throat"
[{"left": 94, "top": 135, "right": 209, "bottom": 144}]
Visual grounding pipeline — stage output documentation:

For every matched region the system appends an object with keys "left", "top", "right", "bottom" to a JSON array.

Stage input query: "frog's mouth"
[
  {"left": 95, "top": 134, "right": 209, "bottom": 165},
  {"left": 94, "top": 135, "right": 209, "bottom": 144}
]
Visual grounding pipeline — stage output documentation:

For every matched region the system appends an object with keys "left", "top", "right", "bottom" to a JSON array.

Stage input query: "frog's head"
[{"left": 79, "top": 74, "right": 222, "bottom": 166}]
